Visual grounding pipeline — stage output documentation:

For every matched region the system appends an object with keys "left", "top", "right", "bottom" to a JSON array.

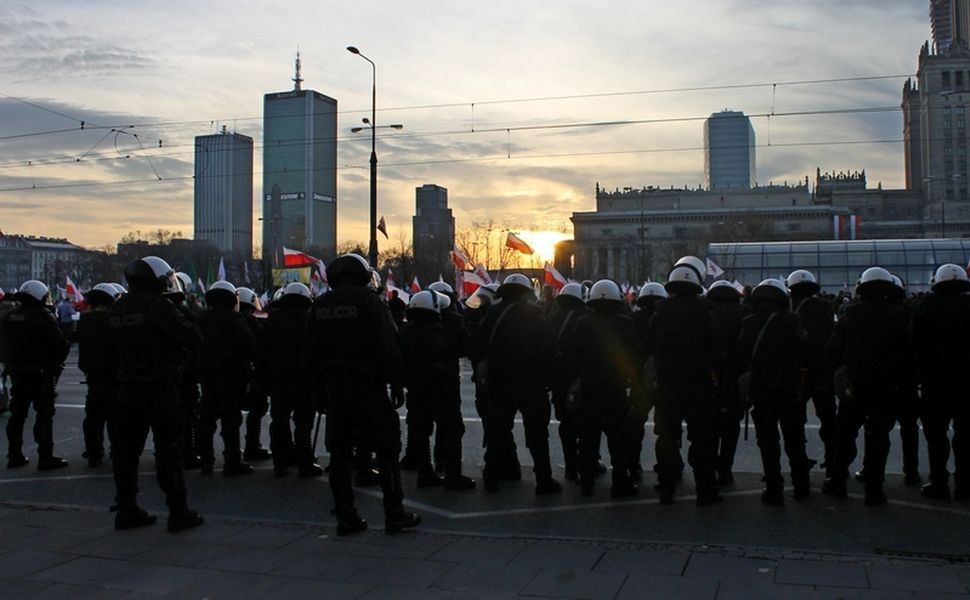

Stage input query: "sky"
[{"left": 0, "top": 0, "right": 929, "bottom": 261}]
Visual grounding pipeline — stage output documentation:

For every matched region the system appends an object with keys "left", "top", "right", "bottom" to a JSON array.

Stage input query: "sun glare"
[{"left": 517, "top": 231, "right": 570, "bottom": 263}]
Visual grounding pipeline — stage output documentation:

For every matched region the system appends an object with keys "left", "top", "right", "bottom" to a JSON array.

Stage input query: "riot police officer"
[
  {"left": 912, "top": 264, "right": 970, "bottom": 501},
  {"left": 824, "top": 267, "right": 913, "bottom": 506},
  {"left": 264, "top": 282, "right": 321, "bottom": 478},
  {"left": 740, "top": 279, "right": 810, "bottom": 505},
  {"left": 77, "top": 283, "right": 122, "bottom": 468},
  {"left": 631, "top": 282, "right": 671, "bottom": 481},
  {"left": 646, "top": 257, "right": 720, "bottom": 505},
  {"left": 787, "top": 270, "right": 836, "bottom": 476},
  {"left": 169, "top": 273, "right": 202, "bottom": 470},
  {"left": 566, "top": 279, "right": 644, "bottom": 498},
  {"left": 237, "top": 287, "right": 272, "bottom": 462},
  {"left": 707, "top": 280, "right": 748, "bottom": 486},
  {"left": 471, "top": 274, "right": 561, "bottom": 495},
  {"left": 306, "top": 253, "right": 420, "bottom": 535},
  {"left": 109, "top": 256, "right": 203, "bottom": 531},
  {"left": 548, "top": 282, "right": 591, "bottom": 482},
  {"left": 1, "top": 280, "right": 70, "bottom": 470},
  {"left": 196, "top": 281, "right": 257, "bottom": 476}
]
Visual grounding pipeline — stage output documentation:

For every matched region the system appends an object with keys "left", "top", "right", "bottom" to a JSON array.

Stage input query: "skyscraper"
[
  {"left": 262, "top": 53, "right": 338, "bottom": 265},
  {"left": 704, "top": 110, "right": 756, "bottom": 190},
  {"left": 412, "top": 184, "right": 455, "bottom": 281},
  {"left": 931, "top": 0, "right": 970, "bottom": 54},
  {"left": 193, "top": 128, "right": 253, "bottom": 257}
]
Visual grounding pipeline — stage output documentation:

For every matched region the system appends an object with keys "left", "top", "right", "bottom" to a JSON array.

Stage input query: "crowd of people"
[{"left": 0, "top": 252, "right": 968, "bottom": 536}]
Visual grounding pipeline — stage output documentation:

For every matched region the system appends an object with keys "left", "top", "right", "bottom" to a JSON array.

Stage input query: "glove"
[{"left": 391, "top": 385, "right": 406, "bottom": 409}]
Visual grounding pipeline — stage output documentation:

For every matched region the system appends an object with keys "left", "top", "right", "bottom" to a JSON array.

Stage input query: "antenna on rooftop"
[{"left": 293, "top": 48, "right": 303, "bottom": 91}]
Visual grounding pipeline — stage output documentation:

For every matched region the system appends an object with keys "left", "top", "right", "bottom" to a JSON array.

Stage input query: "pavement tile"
[
  {"left": 914, "top": 592, "right": 970, "bottom": 600},
  {"left": 434, "top": 563, "right": 541, "bottom": 594},
  {"left": 0, "top": 578, "right": 55, "bottom": 597},
  {"left": 63, "top": 533, "right": 157, "bottom": 559},
  {"left": 716, "top": 581, "right": 816, "bottom": 600},
  {"left": 258, "top": 577, "right": 373, "bottom": 599},
  {"left": 348, "top": 555, "right": 458, "bottom": 587},
  {"left": 130, "top": 541, "right": 228, "bottom": 568},
  {"left": 269, "top": 552, "right": 373, "bottom": 581},
  {"left": 867, "top": 564, "right": 967, "bottom": 594},
  {"left": 775, "top": 558, "right": 869, "bottom": 588},
  {"left": 616, "top": 573, "right": 719, "bottom": 600},
  {"left": 335, "top": 532, "right": 455, "bottom": 560},
  {"left": 0, "top": 549, "right": 77, "bottom": 578},
  {"left": 102, "top": 564, "right": 209, "bottom": 595},
  {"left": 683, "top": 553, "right": 776, "bottom": 584},
  {"left": 427, "top": 537, "right": 527, "bottom": 567},
  {"left": 28, "top": 556, "right": 136, "bottom": 586},
  {"left": 815, "top": 588, "right": 916, "bottom": 600},
  {"left": 162, "top": 572, "right": 283, "bottom": 600},
  {"left": 955, "top": 566, "right": 970, "bottom": 586},
  {"left": 0, "top": 522, "right": 46, "bottom": 544},
  {"left": 356, "top": 584, "right": 474, "bottom": 599},
  {"left": 12, "top": 527, "right": 107, "bottom": 552},
  {"left": 593, "top": 548, "right": 690, "bottom": 577},
  {"left": 219, "top": 525, "right": 313, "bottom": 549},
  {"left": 507, "top": 544, "right": 606, "bottom": 572},
  {"left": 24, "top": 509, "right": 113, "bottom": 532},
  {"left": 520, "top": 568, "right": 626, "bottom": 600},
  {"left": 20, "top": 583, "right": 128, "bottom": 599},
  {"left": 200, "top": 546, "right": 302, "bottom": 574}
]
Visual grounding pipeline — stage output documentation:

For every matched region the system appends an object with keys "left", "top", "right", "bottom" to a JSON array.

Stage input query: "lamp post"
[
  {"left": 924, "top": 176, "right": 939, "bottom": 238},
  {"left": 346, "top": 45, "right": 397, "bottom": 269}
]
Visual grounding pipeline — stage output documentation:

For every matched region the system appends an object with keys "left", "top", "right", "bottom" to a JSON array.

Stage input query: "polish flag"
[
  {"left": 409, "top": 276, "right": 421, "bottom": 294},
  {"left": 65, "top": 275, "right": 83, "bottom": 301},
  {"left": 544, "top": 262, "right": 567, "bottom": 291},
  {"left": 282, "top": 247, "right": 318, "bottom": 268},
  {"left": 462, "top": 270, "right": 489, "bottom": 296},
  {"left": 506, "top": 232, "right": 534, "bottom": 255},
  {"left": 452, "top": 246, "right": 472, "bottom": 271},
  {"left": 706, "top": 258, "right": 724, "bottom": 278},
  {"left": 473, "top": 264, "right": 493, "bottom": 284}
]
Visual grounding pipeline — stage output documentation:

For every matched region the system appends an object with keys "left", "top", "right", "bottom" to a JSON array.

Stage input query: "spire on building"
[{"left": 293, "top": 48, "right": 303, "bottom": 91}]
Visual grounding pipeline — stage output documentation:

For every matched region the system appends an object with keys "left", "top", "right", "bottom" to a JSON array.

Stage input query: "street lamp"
[{"left": 346, "top": 45, "right": 393, "bottom": 269}]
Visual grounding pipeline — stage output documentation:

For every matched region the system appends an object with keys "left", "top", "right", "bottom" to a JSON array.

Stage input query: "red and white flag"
[
  {"left": 409, "top": 276, "right": 421, "bottom": 294},
  {"left": 462, "top": 270, "right": 489, "bottom": 297},
  {"left": 65, "top": 275, "right": 83, "bottom": 301},
  {"left": 473, "top": 264, "right": 493, "bottom": 284},
  {"left": 282, "top": 246, "right": 318, "bottom": 268},
  {"left": 544, "top": 262, "right": 567, "bottom": 291},
  {"left": 377, "top": 216, "right": 388, "bottom": 239},
  {"left": 706, "top": 258, "right": 724, "bottom": 279},
  {"left": 506, "top": 232, "right": 534, "bottom": 255},
  {"left": 452, "top": 246, "right": 472, "bottom": 271}
]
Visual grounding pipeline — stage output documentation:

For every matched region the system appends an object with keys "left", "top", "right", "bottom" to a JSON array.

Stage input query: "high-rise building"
[
  {"left": 932, "top": 0, "right": 970, "bottom": 54},
  {"left": 193, "top": 128, "right": 253, "bottom": 257},
  {"left": 704, "top": 110, "right": 756, "bottom": 190},
  {"left": 412, "top": 184, "right": 455, "bottom": 281},
  {"left": 262, "top": 53, "right": 338, "bottom": 265}
]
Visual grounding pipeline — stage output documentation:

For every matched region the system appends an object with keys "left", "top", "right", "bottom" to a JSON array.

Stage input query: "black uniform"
[
  {"left": 109, "top": 290, "right": 202, "bottom": 520},
  {"left": 631, "top": 296, "right": 672, "bottom": 479},
  {"left": 196, "top": 307, "right": 257, "bottom": 473},
  {"left": 471, "top": 293, "right": 560, "bottom": 493},
  {"left": 306, "top": 284, "right": 408, "bottom": 522},
  {"left": 740, "top": 305, "right": 810, "bottom": 502},
  {"left": 825, "top": 296, "right": 913, "bottom": 502},
  {"left": 646, "top": 294, "right": 720, "bottom": 502},
  {"left": 263, "top": 295, "right": 315, "bottom": 475},
  {"left": 1, "top": 301, "right": 69, "bottom": 467},
  {"left": 173, "top": 305, "right": 202, "bottom": 469},
  {"left": 566, "top": 302, "right": 644, "bottom": 496},
  {"left": 912, "top": 290, "right": 970, "bottom": 498},
  {"left": 711, "top": 299, "right": 748, "bottom": 483},
  {"left": 549, "top": 300, "right": 592, "bottom": 481},
  {"left": 241, "top": 308, "right": 270, "bottom": 459},
  {"left": 791, "top": 292, "right": 837, "bottom": 474},
  {"left": 77, "top": 308, "right": 119, "bottom": 466}
]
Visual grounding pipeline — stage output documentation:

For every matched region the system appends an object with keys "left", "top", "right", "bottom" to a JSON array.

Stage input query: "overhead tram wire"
[
  {"left": 0, "top": 72, "right": 914, "bottom": 143},
  {"left": 0, "top": 135, "right": 908, "bottom": 194},
  {"left": 0, "top": 103, "right": 907, "bottom": 170}
]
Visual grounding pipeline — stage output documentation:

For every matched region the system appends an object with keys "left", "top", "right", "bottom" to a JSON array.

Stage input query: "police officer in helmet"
[
  {"left": 109, "top": 256, "right": 203, "bottom": 531},
  {"left": 1, "top": 280, "right": 70, "bottom": 470},
  {"left": 306, "top": 254, "right": 419, "bottom": 535}
]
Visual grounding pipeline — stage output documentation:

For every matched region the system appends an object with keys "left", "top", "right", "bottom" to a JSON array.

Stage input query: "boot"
[
  {"left": 444, "top": 475, "right": 476, "bottom": 490},
  {"left": 535, "top": 478, "right": 563, "bottom": 496},
  {"left": 791, "top": 470, "right": 811, "bottom": 501},
  {"left": 761, "top": 487, "right": 785, "bottom": 506},
  {"left": 223, "top": 462, "right": 255, "bottom": 477},
  {"left": 167, "top": 509, "right": 204, "bottom": 532},
  {"left": 610, "top": 480, "right": 639, "bottom": 499},
  {"left": 37, "top": 456, "right": 68, "bottom": 471},
  {"left": 822, "top": 477, "right": 848, "bottom": 498},
  {"left": 696, "top": 488, "right": 723, "bottom": 506},
  {"left": 716, "top": 470, "right": 734, "bottom": 487},
  {"left": 243, "top": 446, "right": 272, "bottom": 462},
  {"left": 921, "top": 481, "right": 952, "bottom": 501},
  {"left": 7, "top": 454, "right": 29, "bottom": 469},
  {"left": 417, "top": 468, "right": 443, "bottom": 488},
  {"left": 333, "top": 509, "right": 368, "bottom": 536},
  {"left": 115, "top": 507, "right": 157, "bottom": 530},
  {"left": 385, "top": 508, "right": 421, "bottom": 534},
  {"left": 654, "top": 483, "right": 675, "bottom": 505}
]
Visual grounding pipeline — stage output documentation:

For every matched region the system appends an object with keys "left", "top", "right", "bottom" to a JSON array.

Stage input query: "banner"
[
  {"left": 452, "top": 246, "right": 472, "bottom": 271},
  {"left": 272, "top": 267, "right": 312, "bottom": 287},
  {"left": 506, "top": 232, "right": 534, "bottom": 254},
  {"left": 282, "top": 247, "right": 318, "bottom": 268},
  {"left": 544, "top": 262, "right": 567, "bottom": 291}
]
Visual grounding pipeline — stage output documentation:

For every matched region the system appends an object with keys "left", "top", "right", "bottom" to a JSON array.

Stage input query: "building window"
[
  {"left": 944, "top": 71, "right": 952, "bottom": 87},
  {"left": 960, "top": 106, "right": 967, "bottom": 116},
  {"left": 960, "top": 119, "right": 966, "bottom": 129},
  {"left": 946, "top": 107, "right": 953, "bottom": 116},
  {"left": 947, "top": 145, "right": 954, "bottom": 156},
  {"left": 958, "top": 71, "right": 965, "bottom": 88},
  {"left": 945, "top": 119, "right": 952, "bottom": 129},
  {"left": 961, "top": 147, "right": 967, "bottom": 157}
]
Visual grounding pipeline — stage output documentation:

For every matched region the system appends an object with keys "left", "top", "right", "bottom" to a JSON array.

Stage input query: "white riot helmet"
[
  {"left": 707, "top": 279, "right": 742, "bottom": 302},
  {"left": 637, "top": 282, "right": 668, "bottom": 301},
  {"left": 587, "top": 279, "right": 623, "bottom": 305},
  {"left": 751, "top": 278, "right": 789, "bottom": 307},
  {"left": 283, "top": 282, "right": 312, "bottom": 299},
  {"left": 408, "top": 290, "right": 441, "bottom": 314},
  {"left": 558, "top": 282, "right": 585, "bottom": 302},
  {"left": 272, "top": 287, "right": 285, "bottom": 302},
  {"left": 428, "top": 281, "right": 454, "bottom": 295},
  {"left": 15, "top": 280, "right": 51, "bottom": 305},
  {"left": 665, "top": 265, "right": 703, "bottom": 296},
  {"left": 465, "top": 283, "right": 498, "bottom": 310},
  {"left": 237, "top": 287, "right": 260, "bottom": 310},
  {"left": 434, "top": 291, "right": 452, "bottom": 311},
  {"left": 125, "top": 255, "right": 179, "bottom": 295},
  {"left": 786, "top": 269, "right": 819, "bottom": 293},
  {"left": 674, "top": 256, "right": 706, "bottom": 281},
  {"left": 110, "top": 283, "right": 127, "bottom": 296},
  {"left": 175, "top": 272, "right": 193, "bottom": 295},
  {"left": 856, "top": 267, "right": 896, "bottom": 297},
  {"left": 497, "top": 273, "right": 534, "bottom": 300},
  {"left": 931, "top": 263, "right": 970, "bottom": 293},
  {"left": 87, "top": 282, "right": 120, "bottom": 307},
  {"left": 206, "top": 280, "right": 238, "bottom": 309}
]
